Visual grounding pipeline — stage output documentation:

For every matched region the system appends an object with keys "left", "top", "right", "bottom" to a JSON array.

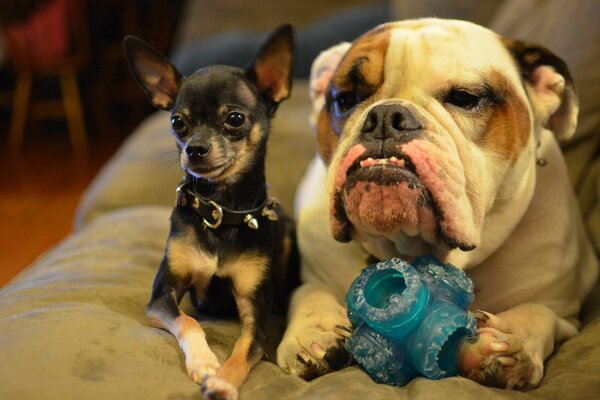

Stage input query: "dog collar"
[{"left": 175, "top": 181, "right": 279, "bottom": 230}]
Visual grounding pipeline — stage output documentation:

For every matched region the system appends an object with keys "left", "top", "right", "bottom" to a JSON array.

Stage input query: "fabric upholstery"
[{"left": 2, "top": 2, "right": 600, "bottom": 399}]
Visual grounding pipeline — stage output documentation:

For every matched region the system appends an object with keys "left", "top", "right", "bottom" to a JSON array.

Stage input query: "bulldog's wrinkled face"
[{"left": 313, "top": 19, "right": 577, "bottom": 261}]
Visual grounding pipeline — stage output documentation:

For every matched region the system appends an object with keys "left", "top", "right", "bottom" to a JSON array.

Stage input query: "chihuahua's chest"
[{"left": 167, "top": 205, "right": 277, "bottom": 303}]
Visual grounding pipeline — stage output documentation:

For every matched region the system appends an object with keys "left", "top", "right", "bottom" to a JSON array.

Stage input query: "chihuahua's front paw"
[
  {"left": 185, "top": 347, "right": 221, "bottom": 384},
  {"left": 277, "top": 309, "right": 353, "bottom": 380},
  {"left": 201, "top": 377, "right": 238, "bottom": 400},
  {"left": 458, "top": 311, "right": 541, "bottom": 390}
]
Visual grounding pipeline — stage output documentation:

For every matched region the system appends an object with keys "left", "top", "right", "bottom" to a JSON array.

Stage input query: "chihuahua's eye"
[
  {"left": 445, "top": 90, "right": 481, "bottom": 110},
  {"left": 171, "top": 115, "right": 186, "bottom": 132},
  {"left": 225, "top": 112, "right": 246, "bottom": 128}
]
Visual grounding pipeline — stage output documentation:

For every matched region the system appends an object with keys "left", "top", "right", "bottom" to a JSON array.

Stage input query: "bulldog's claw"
[
  {"left": 334, "top": 325, "right": 353, "bottom": 338},
  {"left": 311, "top": 343, "right": 327, "bottom": 359},
  {"left": 458, "top": 313, "right": 541, "bottom": 390},
  {"left": 297, "top": 351, "right": 312, "bottom": 364},
  {"left": 277, "top": 311, "right": 353, "bottom": 380}
]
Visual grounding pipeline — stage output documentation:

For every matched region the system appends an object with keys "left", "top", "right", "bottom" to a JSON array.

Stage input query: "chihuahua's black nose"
[{"left": 185, "top": 144, "right": 211, "bottom": 162}]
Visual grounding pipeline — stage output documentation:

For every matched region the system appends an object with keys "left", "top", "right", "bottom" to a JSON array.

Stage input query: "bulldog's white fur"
[{"left": 277, "top": 19, "right": 598, "bottom": 389}]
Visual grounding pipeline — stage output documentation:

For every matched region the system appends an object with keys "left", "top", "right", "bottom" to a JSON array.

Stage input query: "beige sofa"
[{"left": 1, "top": 0, "right": 600, "bottom": 397}]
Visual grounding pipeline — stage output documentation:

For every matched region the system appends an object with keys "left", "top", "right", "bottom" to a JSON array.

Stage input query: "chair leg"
[
  {"left": 8, "top": 73, "right": 33, "bottom": 153},
  {"left": 59, "top": 70, "right": 88, "bottom": 156}
]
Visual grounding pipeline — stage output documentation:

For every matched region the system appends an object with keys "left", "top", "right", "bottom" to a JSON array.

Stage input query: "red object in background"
[{"left": 3, "top": 0, "right": 70, "bottom": 69}]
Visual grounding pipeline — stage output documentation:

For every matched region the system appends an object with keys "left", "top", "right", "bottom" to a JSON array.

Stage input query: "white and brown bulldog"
[{"left": 276, "top": 18, "right": 599, "bottom": 390}]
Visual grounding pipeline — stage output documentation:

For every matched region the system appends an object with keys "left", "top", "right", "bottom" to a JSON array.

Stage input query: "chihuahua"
[{"left": 124, "top": 25, "right": 298, "bottom": 400}]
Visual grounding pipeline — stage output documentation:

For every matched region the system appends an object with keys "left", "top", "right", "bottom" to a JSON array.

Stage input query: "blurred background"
[{"left": 0, "top": 0, "right": 379, "bottom": 286}]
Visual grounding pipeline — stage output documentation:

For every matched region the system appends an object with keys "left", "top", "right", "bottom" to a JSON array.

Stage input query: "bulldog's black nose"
[
  {"left": 185, "top": 143, "right": 211, "bottom": 162},
  {"left": 361, "top": 104, "right": 422, "bottom": 140}
]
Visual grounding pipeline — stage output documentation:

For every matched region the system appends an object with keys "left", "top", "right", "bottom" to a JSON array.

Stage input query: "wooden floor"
[{"left": 0, "top": 121, "right": 126, "bottom": 288}]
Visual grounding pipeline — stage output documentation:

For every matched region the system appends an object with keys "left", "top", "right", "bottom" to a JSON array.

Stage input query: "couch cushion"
[{"left": 2, "top": 205, "right": 600, "bottom": 399}]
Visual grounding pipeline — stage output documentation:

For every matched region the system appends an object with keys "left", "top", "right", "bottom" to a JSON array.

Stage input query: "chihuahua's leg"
[
  {"left": 146, "top": 235, "right": 220, "bottom": 384},
  {"left": 458, "top": 303, "right": 578, "bottom": 390},
  {"left": 276, "top": 283, "right": 352, "bottom": 380},
  {"left": 201, "top": 254, "right": 272, "bottom": 400}
]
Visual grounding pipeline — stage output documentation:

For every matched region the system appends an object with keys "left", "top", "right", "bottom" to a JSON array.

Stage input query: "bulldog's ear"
[
  {"left": 247, "top": 24, "right": 294, "bottom": 104},
  {"left": 309, "top": 42, "right": 352, "bottom": 129},
  {"left": 123, "top": 35, "right": 182, "bottom": 110},
  {"left": 503, "top": 39, "right": 579, "bottom": 141}
]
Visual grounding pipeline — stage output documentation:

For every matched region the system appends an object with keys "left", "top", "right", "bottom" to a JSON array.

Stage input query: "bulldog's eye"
[
  {"left": 171, "top": 115, "right": 187, "bottom": 132},
  {"left": 445, "top": 90, "right": 481, "bottom": 110},
  {"left": 333, "top": 92, "right": 360, "bottom": 113},
  {"left": 225, "top": 112, "right": 246, "bottom": 128}
]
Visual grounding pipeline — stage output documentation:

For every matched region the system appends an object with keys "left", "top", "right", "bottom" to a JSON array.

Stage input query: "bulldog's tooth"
[
  {"left": 360, "top": 158, "right": 373, "bottom": 167},
  {"left": 389, "top": 156, "right": 406, "bottom": 168}
]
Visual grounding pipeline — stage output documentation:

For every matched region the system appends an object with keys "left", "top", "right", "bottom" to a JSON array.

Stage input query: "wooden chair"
[
  {"left": 1, "top": 0, "right": 90, "bottom": 156},
  {"left": 88, "top": 0, "right": 184, "bottom": 137}
]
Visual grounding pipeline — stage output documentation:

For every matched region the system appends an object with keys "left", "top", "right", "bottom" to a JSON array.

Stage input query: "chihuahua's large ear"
[
  {"left": 504, "top": 38, "right": 579, "bottom": 141},
  {"left": 309, "top": 42, "right": 351, "bottom": 130},
  {"left": 247, "top": 24, "right": 294, "bottom": 104},
  {"left": 123, "top": 35, "right": 182, "bottom": 110}
]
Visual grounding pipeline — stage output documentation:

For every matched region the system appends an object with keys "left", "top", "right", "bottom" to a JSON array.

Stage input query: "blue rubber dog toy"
[{"left": 345, "top": 256, "right": 477, "bottom": 385}]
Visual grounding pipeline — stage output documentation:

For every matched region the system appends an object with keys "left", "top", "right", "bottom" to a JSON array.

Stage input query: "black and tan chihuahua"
[{"left": 123, "top": 25, "right": 298, "bottom": 400}]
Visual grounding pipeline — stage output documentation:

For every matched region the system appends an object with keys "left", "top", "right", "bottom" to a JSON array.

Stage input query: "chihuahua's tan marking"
[
  {"left": 172, "top": 314, "right": 220, "bottom": 374},
  {"left": 217, "top": 253, "right": 269, "bottom": 298},
  {"left": 202, "top": 293, "right": 264, "bottom": 399},
  {"left": 211, "top": 299, "right": 260, "bottom": 387},
  {"left": 206, "top": 261, "right": 271, "bottom": 395},
  {"left": 167, "top": 228, "right": 218, "bottom": 279},
  {"left": 146, "top": 301, "right": 221, "bottom": 383},
  {"left": 219, "top": 124, "right": 265, "bottom": 184}
]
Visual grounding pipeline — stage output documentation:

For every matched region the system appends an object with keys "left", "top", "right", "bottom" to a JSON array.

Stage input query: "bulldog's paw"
[
  {"left": 277, "top": 311, "right": 353, "bottom": 380},
  {"left": 185, "top": 347, "right": 221, "bottom": 384},
  {"left": 458, "top": 311, "right": 541, "bottom": 390},
  {"left": 201, "top": 376, "right": 238, "bottom": 400}
]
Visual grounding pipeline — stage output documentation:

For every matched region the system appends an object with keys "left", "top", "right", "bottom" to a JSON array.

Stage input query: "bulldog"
[{"left": 276, "top": 18, "right": 599, "bottom": 390}]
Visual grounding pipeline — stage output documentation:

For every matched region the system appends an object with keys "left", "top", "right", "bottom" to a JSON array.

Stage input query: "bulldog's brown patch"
[
  {"left": 316, "top": 108, "right": 338, "bottom": 165},
  {"left": 317, "top": 25, "right": 391, "bottom": 164},
  {"left": 480, "top": 71, "right": 531, "bottom": 161},
  {"left": 332, "top": 25, "right": 390, "bottom": 94}
]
